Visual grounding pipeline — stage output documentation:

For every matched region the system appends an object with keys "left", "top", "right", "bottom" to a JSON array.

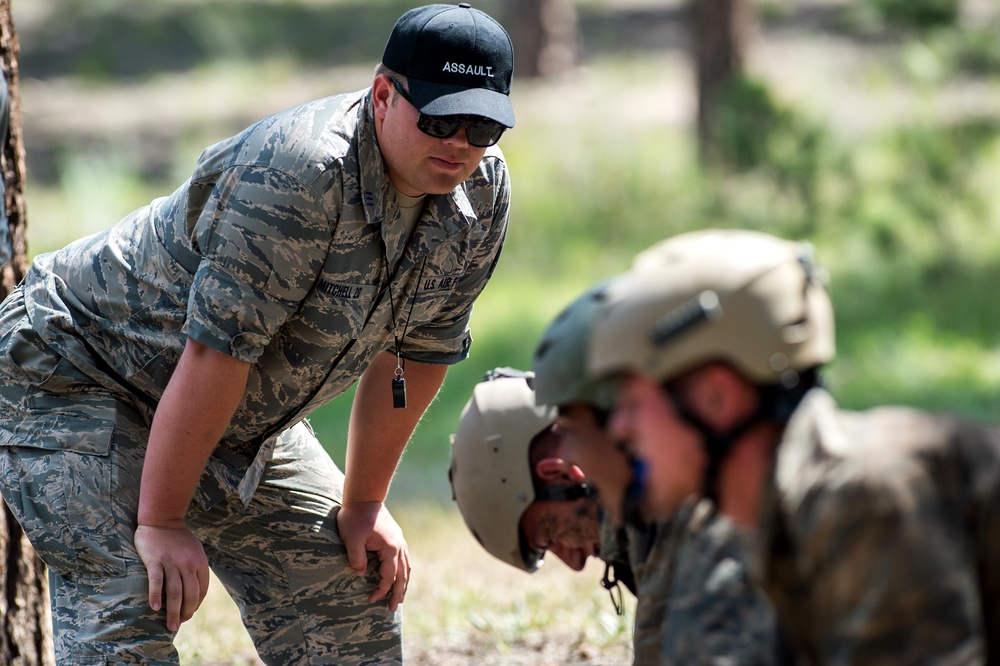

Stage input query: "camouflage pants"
[{"left": 0, "top": 304, "right": 401, "bottom": 665}]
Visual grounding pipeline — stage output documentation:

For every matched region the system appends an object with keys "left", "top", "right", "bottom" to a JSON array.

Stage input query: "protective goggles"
[{"left": 391, "top": 79, "right": 506, "bottom": 148}]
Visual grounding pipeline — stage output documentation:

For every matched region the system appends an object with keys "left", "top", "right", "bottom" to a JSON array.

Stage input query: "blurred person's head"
[{"left": 589, "top": 229, "right": 835, "bottom": 525}]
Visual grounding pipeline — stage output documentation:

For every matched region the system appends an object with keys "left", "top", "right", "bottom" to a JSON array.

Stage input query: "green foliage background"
[{"left": 15, "top": 0, "right": 1000, "bottom": 512}]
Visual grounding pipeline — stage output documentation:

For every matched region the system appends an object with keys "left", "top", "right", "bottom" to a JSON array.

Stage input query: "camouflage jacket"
[
  {"left": 756, "top": 388, "right": 1000, "bottom": 664},
  {"left": 14, "top": 89, "right": 509, "bottom": 507},
  {"left": 598, "top": 497, "right": 777, "bottom": 665},
  {"left": 644, "top": 498, "right": 778, "bottom": 665}
]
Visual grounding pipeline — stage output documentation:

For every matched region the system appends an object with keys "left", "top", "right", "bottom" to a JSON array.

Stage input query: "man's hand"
[
  {"left": 135, "top": 338, "right": 247, "bottom": 632},
  {"left": 336, "top": 501, "right": 410, "bottom": 612},
  {"left": 134, "top": 523, "right": 210, "bottom": 632}
]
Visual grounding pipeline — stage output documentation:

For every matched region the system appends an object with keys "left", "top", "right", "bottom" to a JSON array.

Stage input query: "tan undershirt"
[{"left": 394, "top": 188, "right": 427, "bottom": 240}]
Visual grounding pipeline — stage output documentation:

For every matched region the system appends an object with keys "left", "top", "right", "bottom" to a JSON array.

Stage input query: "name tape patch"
[
  {"left": 317, "top": 280, "right": 366, "bottom": 299},
  {"left": 421, "top": 272, "right": 465, "bottom": 293}
]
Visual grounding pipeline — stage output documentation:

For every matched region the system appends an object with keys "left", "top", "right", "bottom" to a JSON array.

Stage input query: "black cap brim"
[{"left": 407, "top": 79, "right": 515, "bottom": 128}]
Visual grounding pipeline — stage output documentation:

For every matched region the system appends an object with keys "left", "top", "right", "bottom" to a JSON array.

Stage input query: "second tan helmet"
[
  {"left": 589, "top": 229, "right": 835, "bottom": 386},
  {"left": 533, "top": 280, "right": 618, "bottom": 411},
  {"left": 448, "top": 370, "right": 556, "bottom": 572}
]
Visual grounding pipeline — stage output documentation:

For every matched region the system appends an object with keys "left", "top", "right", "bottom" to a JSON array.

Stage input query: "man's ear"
[
  {"left": 535, "top": 457, "right": 581, "bottom": 484},
  {"left": 685, "top": 363, "right": 758, "bottom": 430},
  {"left": 372, "top": 75, "right": 393, "bottom": 117}
]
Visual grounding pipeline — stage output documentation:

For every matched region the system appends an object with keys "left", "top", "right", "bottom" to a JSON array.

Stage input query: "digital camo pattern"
[
  {"left": 0, "top": 375, "right": 401, "bottom": 664},
  {"left": 0, "top": 87, "right": 509, "bottom": 663},
  {"left": 597, "top": 494, "right": 776, "bottom": 664},
  {"left": 627, "top": 514, "right": 670, "bottom": 666},
  {"left": 596, "top": 503, "right": 669, "bottom": 664},
  {"left": 0, "top": 307, "right": 188, "bottom": 663},
  {"left": 12, "top": 87, "right": 509, "bottom": 507},
  {"left": 654, "top": 499, "right": 779, "bottom": 665},
  {"left": 757, "top": 388, "right": 1000, "bottom": 664},
  {"left": 189, "top": 421, "right": 401, "bottom": 665}
]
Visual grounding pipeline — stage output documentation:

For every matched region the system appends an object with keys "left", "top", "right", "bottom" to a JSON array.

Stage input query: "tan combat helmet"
[
  {"left": 533, "top": 280, "right": 618, "bottom": 411},
  {"left": 449, "top": 370, "right": 557, "bottom": 572},
  {"left": 590, "top": 228, "right": 835, "bottom": 387}
]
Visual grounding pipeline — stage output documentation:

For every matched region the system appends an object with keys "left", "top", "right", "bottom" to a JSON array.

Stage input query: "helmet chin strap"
[
  {"left": 534, "top": 482, "right": 593, "bottom": 502},
  {"left": 663, "top": 372, "right": 817, "bottom": 504},
  {"left": 616, "top": 373, "right": 816, "bottom": 528},
  {"left": 665, "top": 386, "right": 768, "bottom": 504}
]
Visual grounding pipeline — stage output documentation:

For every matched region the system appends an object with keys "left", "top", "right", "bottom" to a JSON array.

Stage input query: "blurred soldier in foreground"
[
  {"left": 533, "top": 282, "right": 778, "bottom": 665},
  {"left": 590, "top": 228, "right": 1000, "bottom": 663}
]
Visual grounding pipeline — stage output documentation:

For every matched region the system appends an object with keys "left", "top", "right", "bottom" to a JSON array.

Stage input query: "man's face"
[
  {"left": 519, "top": 497, "right": 601, "bottom": 572},
  {"left": 555, "top": 403, "right": 632, "bottom": 525},
  {"left": 608, "top": 372, "right": 705, "bottom": 520},
  {"left": 373, "top": 75, "right": 489, "bottom": 197}
]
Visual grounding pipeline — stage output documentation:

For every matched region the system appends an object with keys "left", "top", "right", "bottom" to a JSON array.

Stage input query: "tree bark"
[
  {"left": 511, "top": 0, "right": 579, "bottom": 79},
  {"left": 693, "top": 0, "right": 753, "bottom": 165},
  {"left": 0, "top": 0, "right": 53, "bottom": 663}
]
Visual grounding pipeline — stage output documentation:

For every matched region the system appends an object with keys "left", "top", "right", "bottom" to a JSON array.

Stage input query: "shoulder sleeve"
[
  {"left": 184, "top": 165, "right": 331, "bottom": 362},
  {"left": 791, "top": 463, "right": 983, "bottom": 664}
]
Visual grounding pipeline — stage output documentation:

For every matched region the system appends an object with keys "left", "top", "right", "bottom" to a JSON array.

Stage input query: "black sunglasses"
[{"left": 391, "top": 79, "right": 506, "bottom": 148}]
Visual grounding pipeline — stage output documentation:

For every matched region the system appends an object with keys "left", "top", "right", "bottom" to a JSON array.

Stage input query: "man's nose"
[{"left": 443, "top": 125, "right": 470, "bottom": 147}]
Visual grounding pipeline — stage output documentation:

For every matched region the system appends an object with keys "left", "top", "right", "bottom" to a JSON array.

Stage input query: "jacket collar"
[{"left": 357, "top": 91, "right": 477, "bottom": 275}]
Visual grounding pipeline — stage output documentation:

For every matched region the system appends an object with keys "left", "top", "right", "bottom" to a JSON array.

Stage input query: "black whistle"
[{"left": 391, "top": 377, "right": 407, "bottom": 409}]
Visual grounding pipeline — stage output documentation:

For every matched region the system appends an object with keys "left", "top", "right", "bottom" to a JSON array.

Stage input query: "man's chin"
[{"left": 423, "top": 176, "right": 467, "bottom": 195}]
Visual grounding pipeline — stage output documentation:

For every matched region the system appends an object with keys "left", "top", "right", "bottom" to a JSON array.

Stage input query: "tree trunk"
[
  {"left": 0, "top": 0, "right": 53, "bottom": 663},
  {"left": 511, "top": 0, "right": 579, "bottom": 79},
  {"left": 693, "top": 0, "right": 753, "bottom": 165}
]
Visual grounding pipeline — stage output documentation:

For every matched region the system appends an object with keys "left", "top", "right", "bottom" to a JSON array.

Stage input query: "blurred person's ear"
[
  {"left": 681, "top": 363, "right": 759, "bottom": 431},
  {"left": 535, "top": 457, "right": 586, "bottom": 484}
]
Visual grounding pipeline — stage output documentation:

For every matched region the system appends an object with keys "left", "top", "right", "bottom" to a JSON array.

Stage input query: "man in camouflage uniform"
[
  {"left": 532, "top": 280, "right": 778, "bottom": 665},
  {"left": 590, "top": 228, "right": 1000, "bottom": 663},
  {"left": 0, "top": 4, "right": 515, "bottom": 664}
]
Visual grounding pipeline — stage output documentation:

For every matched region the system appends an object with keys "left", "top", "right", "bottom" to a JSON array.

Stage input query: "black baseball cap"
[{"left": 381, "top": 3, "right": 515, "bottom": 128}]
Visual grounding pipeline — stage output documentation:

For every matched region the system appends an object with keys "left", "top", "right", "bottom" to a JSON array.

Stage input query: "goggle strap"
[{"left": 535, "top": 482, "right": 593, "bottom": 503}]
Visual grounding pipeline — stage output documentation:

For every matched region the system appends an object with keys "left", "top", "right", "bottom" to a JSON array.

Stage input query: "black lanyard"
[{"left": 381, "top": 242, "right": 426, "bottom": 409}]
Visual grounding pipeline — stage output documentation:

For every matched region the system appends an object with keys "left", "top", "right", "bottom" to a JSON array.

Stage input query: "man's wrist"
[
  {"left": 136, "top": 515, "right": 189, "bottom": 530},
  {"left": 341, "top": 498, "right": 385, "bottom": 508}
]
